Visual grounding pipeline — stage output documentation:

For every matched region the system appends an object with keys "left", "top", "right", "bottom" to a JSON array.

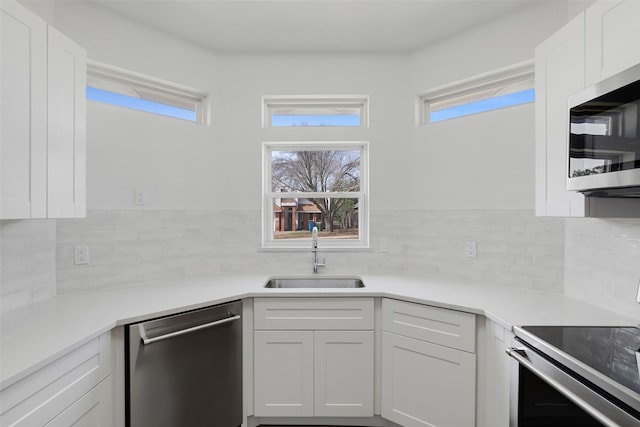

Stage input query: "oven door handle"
[{"left": 506, "top": 347, "right": 621, "bottom": 427}]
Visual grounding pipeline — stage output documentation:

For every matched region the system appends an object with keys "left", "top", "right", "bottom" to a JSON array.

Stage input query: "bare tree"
[{"left": 272, "top": 150, "right": 359, "bottom": 232}]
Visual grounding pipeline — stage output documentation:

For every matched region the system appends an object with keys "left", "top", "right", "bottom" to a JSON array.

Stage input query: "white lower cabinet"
[
  {"left": 381, "top": 298, "right": 477, "bottom": 427},
  {"left": 45, "top": 377, "right": 112, "bottom": 427},
  {"left": 314, "top": 330, "right": 374, "bottom": 417},
  {"left": 254, "top": 330, "right": 315, "bottom": 417},
  {"left": 253, "top": 297, "right": 374, "bottom": 418},
  {"left": 482, "top": 319, "right": 514, "bottom": 427},
  {"left": 0, "top": 332, "right": 113, "bottom": 427}
]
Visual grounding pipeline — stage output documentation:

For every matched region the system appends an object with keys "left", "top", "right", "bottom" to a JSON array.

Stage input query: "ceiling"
[{"left": 90, "top": 0, "right": 541, "bottom": 54}]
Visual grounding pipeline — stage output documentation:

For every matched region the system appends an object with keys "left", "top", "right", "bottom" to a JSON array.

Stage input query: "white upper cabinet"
[
  {"left": 47, "top": 27, "right": 87, "bottom": 218},
  {"left": 1, "top": 0, "right": 48, "bottom": 218},
  {"left": 535, "top": 13, "right": 587, "bottom": 217},
  {"left": 535, "top": 0, "right": 640, "bottom": 218},
  {"left": 585, "top": 0, "right": 640, "bottom": 86},
  {"left": 0, "top": 0, "right": 86, "bottom": 219}
]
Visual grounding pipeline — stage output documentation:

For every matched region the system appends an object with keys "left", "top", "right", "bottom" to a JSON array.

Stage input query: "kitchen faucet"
[{"left": 311, "top": 226, "right": 326, "bottom": 273}]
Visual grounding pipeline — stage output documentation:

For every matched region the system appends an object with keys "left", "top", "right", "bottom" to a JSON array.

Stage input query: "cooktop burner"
[{"left": 522, "top": 326, "right": 640, "bottom": 396}]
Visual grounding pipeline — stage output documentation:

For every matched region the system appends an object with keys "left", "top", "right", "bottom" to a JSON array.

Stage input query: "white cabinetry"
[
  {"left": 585, "top": 0, "right": 640, "bottom": 86},
  {"left": 481, "top": 319, "right": 514, "bottom": 427},
  {"left": 47, "top": 27, "right": 87, "bottom": 218},
  {"left": 253, "top": 297, "right": 374, "bottom": 418},
  {"left": 381, "top": 298, "right": 476, "bottom": 427},
  {"left": 1, "top": 0, "right": 47, "bottom": 219},
  {"left": 0, "top": 0, "right": 86, "bottom": 219},
  {"left": 534, "top": 12, "right": 587, "bottom": 217},
  {"left": 254, "top": 330, "right": 314, "bottom": 416},
  {"left": 0, "top": 332, "right": 113, "bottom": 426},
  {"left": 535, "top": 0, "right": 640, "bottom": 218}
]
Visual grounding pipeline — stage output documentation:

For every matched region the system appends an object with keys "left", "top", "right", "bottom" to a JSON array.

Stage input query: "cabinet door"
[
  {"left": 47, "top": 26, "right": 87, "bottom": 218},
  {"left": 381, "top": 332, "right": 476, "bottom": 427},
  {"left": 0, "top": 0, "right": 47, "bottom": 219},
  {"left": 586, "top": 0, "right": 640, "bottom": 85},
  {"left": 254, "top": 330, "right": 314, "bottom": 417},
  {"left": 482, "top": 319, "right": 515, "bottom": 427},
  {"left": 314, "top": 331, "right": 374, "bottom": 417},
  {"left": 535, "top": 13, "right": 587, "bottom": 217},
  {"left": 45, "top": 378, "right": 112, "bottom": 427},
  {"left": 1, "top": 333, "right": 112, "bottom": 426}
]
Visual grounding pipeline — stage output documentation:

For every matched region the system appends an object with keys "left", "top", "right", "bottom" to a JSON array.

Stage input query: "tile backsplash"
[
  {"left": 1, "top": 219, "right": 57, "bottom": 312},
  {"left": 405, "top": 210, "right": 565, "bottom": 293},
  {"left": 54, "top": 209, "right": 408, "bottom": 294},
  {"left": 3, "top": 208, "right": 640, "bottom": 319},
  {"left": 565, "top": 218, "right": 640, "bottom": 320}
]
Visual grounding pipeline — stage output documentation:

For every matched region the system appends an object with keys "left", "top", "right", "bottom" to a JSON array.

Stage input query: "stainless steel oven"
[{"left": 508, "top": 326, "right": 640, "bottom": 427}]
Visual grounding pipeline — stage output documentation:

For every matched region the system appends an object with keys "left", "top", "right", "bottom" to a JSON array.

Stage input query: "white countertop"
[{"left": 1, "top": 273, "right": 636, "bottom": 389}]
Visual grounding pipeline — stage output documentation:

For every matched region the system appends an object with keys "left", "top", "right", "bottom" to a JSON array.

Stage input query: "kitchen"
[{"left": 2, "top": 0, "right": 640, "bottom": 426}]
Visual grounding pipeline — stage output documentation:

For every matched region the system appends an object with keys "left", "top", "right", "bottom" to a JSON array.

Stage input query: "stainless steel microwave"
[{"left": 567, "top": 63, "right": 640, "bottom": 197}]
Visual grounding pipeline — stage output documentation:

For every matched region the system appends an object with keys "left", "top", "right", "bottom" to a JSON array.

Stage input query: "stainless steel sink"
[{"left": 264, "top": 277, "right": 365, "bottom": 289}]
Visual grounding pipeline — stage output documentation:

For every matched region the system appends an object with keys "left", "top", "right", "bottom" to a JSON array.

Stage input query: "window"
[
  {"left": 419, "top": 60, "right": 534, "bottom": 124},
  {"left": 87, "top": 61, "right": 208, "bottom": 123},
  {"left": 263, "top": 95, "right": 368, "bottom": 127},
  {"left": 262, "top": 141, "right": 369, "bottom": 249}
]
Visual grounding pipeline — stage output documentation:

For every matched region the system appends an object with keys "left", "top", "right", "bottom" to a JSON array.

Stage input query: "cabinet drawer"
[
  {"left": 1, "top": 333, "right": 111, "bottom": 427},
  {"left": 254, "top": 297, "right": 374, "bottom": 330},
  {"left": 382, "top": 298, "right": 475, "bottom": 353}
]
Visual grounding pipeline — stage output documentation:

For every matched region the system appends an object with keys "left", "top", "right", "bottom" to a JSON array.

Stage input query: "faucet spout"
[{"left": 311, "top": 226, "right": 325, "bottom": 273}]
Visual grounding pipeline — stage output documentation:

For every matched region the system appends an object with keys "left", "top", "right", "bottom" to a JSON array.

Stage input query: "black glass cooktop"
[{"left": 522, "top": 326, "right": 640, "bottom": 396}]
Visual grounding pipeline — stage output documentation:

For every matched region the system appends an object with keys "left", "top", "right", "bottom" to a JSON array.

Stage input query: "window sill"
[{"left": 257, "top": 245, "right": 372, "bottom": 253}]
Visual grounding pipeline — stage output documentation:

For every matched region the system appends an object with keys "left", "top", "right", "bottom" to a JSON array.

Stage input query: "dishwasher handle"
[{"left": 139, "top": 314, "right": 240, "bottom": 345}]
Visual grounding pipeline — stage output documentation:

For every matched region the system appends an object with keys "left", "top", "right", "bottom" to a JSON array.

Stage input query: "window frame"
[
  {"left": 87, "top": 60, "right": 209, "bottom": 124},
  {"left": 418, "top": 59, "right": 534, "bottom": 125},
  {"left": 262, "top": 140, "right": 369, "bottom": 250},
  {"left": 262, "top": 95, "right": 369, "bottom": 128}
]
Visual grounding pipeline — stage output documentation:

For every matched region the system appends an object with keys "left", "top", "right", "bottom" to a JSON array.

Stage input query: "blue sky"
[
  {"left": 86, "top": 86, "right": 196, "bottom": 122},
  {"left": 272, "top": 114, "right": 360, "bottom": 127},
  {"left": 431, "top": 88, "right": 535, "bottom": 123}
]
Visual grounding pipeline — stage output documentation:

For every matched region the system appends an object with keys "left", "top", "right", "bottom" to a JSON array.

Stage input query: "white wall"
[
  {"left": 216, "top": 53, "right": 413, "bottom": 210},
  {"left": 408, "top": 1, "right": 571, "bottom": 210},
  {"left": 51, "top": 0, "right": 224, "bottom": 210}
]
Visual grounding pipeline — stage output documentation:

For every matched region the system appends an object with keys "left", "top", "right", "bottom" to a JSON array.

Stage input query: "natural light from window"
[
  {"left": 263, "top": 142, "right": 369, "bottom": 249},
  {"left": 420, "top": 60, "right": 534, "bottom": 125},
  {"left": 86, "top": 61, "right": 208, "bottom": 124},
  {"left": 263, "top": 96, "right": 368, "bottom": 128},
  {"left": 430, "top": 88, "right": 535, "bottom": 122},
  {"left": 87, "top": 86, "right": 198, "bottom": 122}
]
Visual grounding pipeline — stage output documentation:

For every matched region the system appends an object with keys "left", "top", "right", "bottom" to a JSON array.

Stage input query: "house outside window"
[{"left": 262, "top": 141, "right": 368, "bottom": 249}]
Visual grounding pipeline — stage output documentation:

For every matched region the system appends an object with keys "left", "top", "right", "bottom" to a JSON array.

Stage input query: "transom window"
[
  {"left": 419, "top": 60, "right": 534, "bottom": 124},
  {"left": 263, "top": 95, "right": 369, "bottom": 128},
  {"left": 87, "top": 61, "right": 209, "bottom": 124},
  {"left": 262, "top": 141, "right": 369, "bottom": 249}
]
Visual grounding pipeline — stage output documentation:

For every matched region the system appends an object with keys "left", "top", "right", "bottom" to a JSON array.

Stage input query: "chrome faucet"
[{"left": 311, "top": 226, "right": 326, "bottom": 273}]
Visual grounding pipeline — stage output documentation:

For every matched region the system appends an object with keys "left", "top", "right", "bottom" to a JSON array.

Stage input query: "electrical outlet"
[
  {"left": 74, "top": 245, "right": 89, "bottom": 265},
  {"left": 464, "top": 241, "right": 477, "bottom": 258},
  {"left": 135, "top": 189, "right": 146, "bottom": 206},
  {"left": 379, "top": 237, "right": 389, "bottom": 253}
]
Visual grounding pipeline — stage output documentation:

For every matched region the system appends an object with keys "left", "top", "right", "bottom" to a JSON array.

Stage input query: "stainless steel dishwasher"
[{"left": 126, "top": 300, "right": 242, "bottom": 427}]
